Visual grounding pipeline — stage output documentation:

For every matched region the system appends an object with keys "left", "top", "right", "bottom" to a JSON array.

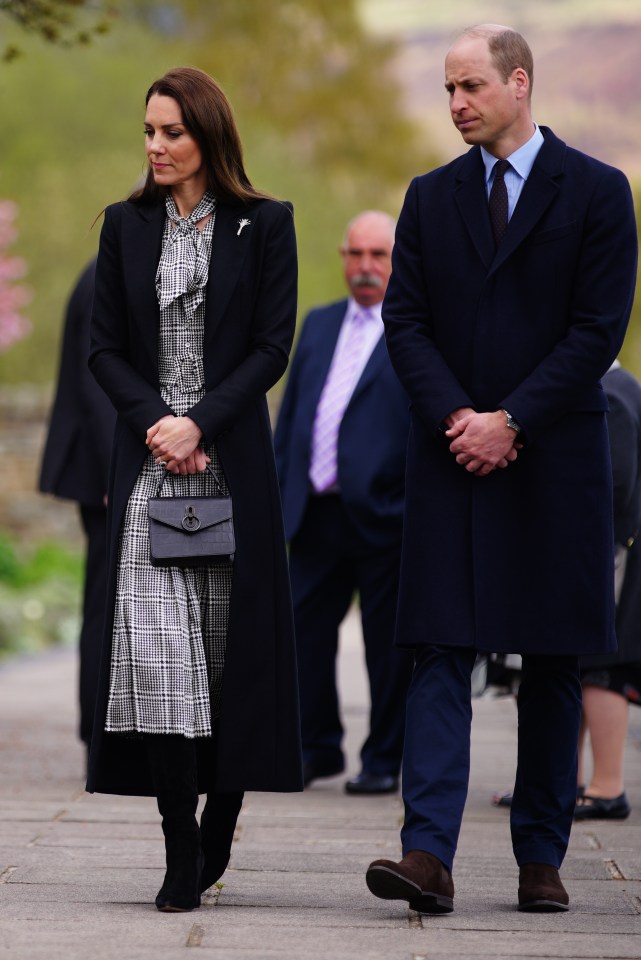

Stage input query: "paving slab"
[{"left": 1, "top": 609, "right": 641, "bottom": 960}]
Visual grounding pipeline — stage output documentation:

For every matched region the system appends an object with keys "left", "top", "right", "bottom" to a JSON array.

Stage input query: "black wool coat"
[
  {"left": 39, "top": 259, "right": 116, "bottom": 506},
  {"left": 86, "top": 196, "right": 303, "bottom": 796},
  {"left": 384, "top": 128, "right": 638, "bottom": 657}
]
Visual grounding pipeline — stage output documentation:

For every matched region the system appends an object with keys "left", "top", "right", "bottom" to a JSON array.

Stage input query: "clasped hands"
[
  {"left": 445, "top": 407, "right": 522, "bottom": 477},
  {"left": 146, "top": 415, "right": 209, "bottom": 475}
]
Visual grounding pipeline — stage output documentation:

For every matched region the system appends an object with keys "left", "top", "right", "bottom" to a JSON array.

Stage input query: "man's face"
[
  {"left": 444, "top": 36, "right": 528, "bottom": 155},
  {"left": 341, "top": 215, "right": 393, "bottom": 308}
]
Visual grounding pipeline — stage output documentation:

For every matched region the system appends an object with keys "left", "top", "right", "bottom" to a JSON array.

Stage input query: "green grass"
[{"left": 0, "top": 534, "right": 82, "bottom": 658}]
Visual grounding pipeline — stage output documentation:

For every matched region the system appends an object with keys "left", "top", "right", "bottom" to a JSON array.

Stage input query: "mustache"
[{"left": 350, "top": 273, "right": 383, "bottom": 289}]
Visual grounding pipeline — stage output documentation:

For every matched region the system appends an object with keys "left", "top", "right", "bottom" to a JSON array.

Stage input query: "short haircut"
[{"left": 460, "top": 25, "right": 534, "bottom": 93}]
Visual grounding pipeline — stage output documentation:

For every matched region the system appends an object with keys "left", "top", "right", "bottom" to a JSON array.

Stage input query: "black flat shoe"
[
  {"left": 344, "top": 772, "right": 399, "bottom": 795},
  {"left": 573, "top": 792, "right": 630, "bottom": 821}
]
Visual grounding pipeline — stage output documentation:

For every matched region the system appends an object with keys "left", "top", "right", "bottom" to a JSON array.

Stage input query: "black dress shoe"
[
  {"left": 344, "top": 772, "right": 399, "bottom": 795},
  {"left": 303, "top": 759, "right": 345, "bottom": 787},
  {"left": 573, "top": 791, "right": 630, "bottom": 821}
]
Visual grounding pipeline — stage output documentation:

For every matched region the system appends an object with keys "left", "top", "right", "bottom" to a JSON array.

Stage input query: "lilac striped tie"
[{"left": 309, "top": 308, "right": 371, "bottom": 492}]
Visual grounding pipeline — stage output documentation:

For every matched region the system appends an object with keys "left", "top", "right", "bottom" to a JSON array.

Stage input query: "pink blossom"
[{"left": 0, "top": 201, "right": 32, "bottom": 353}]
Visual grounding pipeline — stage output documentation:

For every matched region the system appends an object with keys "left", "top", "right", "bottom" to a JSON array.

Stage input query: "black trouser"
[{"left": 290, "top": 495, "right": 412, "bottom": 776}]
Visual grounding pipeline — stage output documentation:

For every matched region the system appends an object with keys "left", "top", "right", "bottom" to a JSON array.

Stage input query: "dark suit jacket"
[
  {"left": 384, "top": 127, "right": 638, "bottom": 656},
  {"left": 39, "top": 259, "right": 116, "bottom": 505},
  {"left": 274, "top": 299, "right": 410, "bottom": 548},
  {"left": 87, "top": 196, "right": 302, "bottom": 796}
]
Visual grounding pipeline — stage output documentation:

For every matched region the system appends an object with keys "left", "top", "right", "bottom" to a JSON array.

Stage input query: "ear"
[{"left": 512, "top": 67, "right": 530, "bottom": 100}]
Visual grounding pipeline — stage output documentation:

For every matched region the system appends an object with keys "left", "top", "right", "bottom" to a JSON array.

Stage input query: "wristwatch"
[{"left": 501, "top": 408, "right": 521, "bottom": 434}]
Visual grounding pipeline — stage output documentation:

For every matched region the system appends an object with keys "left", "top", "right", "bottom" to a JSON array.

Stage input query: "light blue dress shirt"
[{"left": 481, "top": 124, "right": 544, "bottom": 220}]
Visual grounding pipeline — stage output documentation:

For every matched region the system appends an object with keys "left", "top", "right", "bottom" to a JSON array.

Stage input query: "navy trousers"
[
  {"left": 289, "top": 495, "right": 413, "bottom": 777},
  {"left": 401, "top": 645, "right": 581, "bottom": 871}
]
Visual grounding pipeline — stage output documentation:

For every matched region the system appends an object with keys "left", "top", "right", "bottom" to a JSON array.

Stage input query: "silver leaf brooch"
[{"left": 237, "top": 218, "right": 251, "bottom": 236}]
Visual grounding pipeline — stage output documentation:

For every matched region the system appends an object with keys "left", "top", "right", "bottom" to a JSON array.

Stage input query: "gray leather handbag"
[{"left": 147, "top": 463, "right": 235, "bottom": 567}]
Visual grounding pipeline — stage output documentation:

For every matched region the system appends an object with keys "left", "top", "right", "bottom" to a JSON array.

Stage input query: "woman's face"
[{"left": 144, "top": 94, "right": 206, "bottom": 195}]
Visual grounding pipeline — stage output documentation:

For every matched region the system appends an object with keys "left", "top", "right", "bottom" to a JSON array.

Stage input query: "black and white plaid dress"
[{"left": 105, "top": 192, "right": 232, "bottom": 738}]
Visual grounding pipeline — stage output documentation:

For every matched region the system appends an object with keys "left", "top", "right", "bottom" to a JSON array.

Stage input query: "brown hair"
[
  {"left": 460, "top": 25, "right": 533, "bottom": 94},
  {"left": 129, "top": 66, "right": 270, "bottom": 205}
]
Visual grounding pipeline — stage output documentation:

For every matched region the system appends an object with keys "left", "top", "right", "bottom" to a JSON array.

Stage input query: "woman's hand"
[{"left": 146, "top": 415, "right": 206, "bottom": 473}]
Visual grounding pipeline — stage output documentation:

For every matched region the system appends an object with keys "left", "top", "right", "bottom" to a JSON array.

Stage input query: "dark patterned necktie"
[{"left": 489, "top": 159, "right": 510, "bottom": 245}]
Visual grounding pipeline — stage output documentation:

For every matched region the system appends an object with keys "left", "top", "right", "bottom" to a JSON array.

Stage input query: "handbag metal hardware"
[{"left": 182, "top": 505, "right": 201, "bottom": 532}]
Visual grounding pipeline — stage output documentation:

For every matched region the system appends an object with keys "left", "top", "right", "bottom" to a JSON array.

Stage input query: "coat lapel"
[
  {"left": 453, "top": 148, "right": 495, "bottom": 270},
  {"left": 454, "top": 130, "right": 567, "bottom": 277},
  {"left": 489, "top": 127, "right": 565, "bottom": 276},
  {"left": 123, "top": 202, "right": 165, "bottom": 322},
  {"left": 204, "top": 202, "right": 255, "bottom": 344}
]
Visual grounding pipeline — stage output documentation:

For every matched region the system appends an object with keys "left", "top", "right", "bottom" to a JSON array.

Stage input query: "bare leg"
[
  {"left": 577, "top": 710, "right": 588, "bottom": 789},
  {"left": 581, "top": 684, "right": 628, "bottom": 798}
]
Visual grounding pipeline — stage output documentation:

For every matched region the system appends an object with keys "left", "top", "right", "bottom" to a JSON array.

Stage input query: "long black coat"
[
  {"left": 86, "top": 196, "right": 303, "bottom": 796},
  {"left": 39, "top": 259, "right": 116, "bottom": 506},
  {"left": 384, "top": 127, "right": 638, "bottom": 657}
]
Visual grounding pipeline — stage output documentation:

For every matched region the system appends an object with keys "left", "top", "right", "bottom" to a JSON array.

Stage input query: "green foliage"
[
  {"left": 0, "top": 1, "right": 432, "bottom": 385},
  {"left": 0, "top": 0, "right": 112, "bottom": 59},
  {"left": 618, "top": 183, "right": 641, "bottom": 376},
  {"left": 0, "top": 532, "right": 82, "bottom": 657},
  {"left": 0, "top": 532, "right": 82, "bottom": 587},
  {"left": 0, "top": 533, "right": 20, "bottom": 583}
]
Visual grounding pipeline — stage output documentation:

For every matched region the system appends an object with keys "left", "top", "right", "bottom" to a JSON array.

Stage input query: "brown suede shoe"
[
  {"left": 518, "top": 863, "right": 569, "bottom": 912},
  {"left": 366, "top": 850, "right": 454, "bottom": 913}
]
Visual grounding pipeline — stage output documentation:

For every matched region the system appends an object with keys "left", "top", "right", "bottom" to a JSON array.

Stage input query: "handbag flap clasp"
[{"left": 148, "top": 497, "right": 233, "bottom": 533}]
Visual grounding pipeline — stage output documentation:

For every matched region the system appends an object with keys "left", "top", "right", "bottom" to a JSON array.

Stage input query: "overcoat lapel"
[
  {"left": 203, "top": 202, "right": 255, "bottom": 349},
  {"left": 123, "top": 200, "right": 257, "bottom": 374},
  {"left": 453, "top": 149, "right": 495, "bottom": 270},
  {"left": 453, "top": 129, "right": 567, "bottom": 277},
  {"left": 490, "top": 129, "right": 565, "bottom": 276},
  {"left": 124, "top": 203, "right": 165, "bottom": 326}
]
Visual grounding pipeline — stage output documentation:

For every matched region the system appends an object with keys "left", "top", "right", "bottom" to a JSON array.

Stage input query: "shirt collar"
[
  {"left": 346, "top": 298, "right": 383, "bottom": 323},
  {"left": 481, "top": 123, "right": 544, "bottom": 184}
]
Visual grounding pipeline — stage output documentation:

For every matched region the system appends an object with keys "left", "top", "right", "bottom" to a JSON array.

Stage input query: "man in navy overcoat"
[
  {"left": 275, "top": 211, "right": 413, "bottom": 795},
  {"left": 366, "top": 25, "right": 637, "bottom": 913}
]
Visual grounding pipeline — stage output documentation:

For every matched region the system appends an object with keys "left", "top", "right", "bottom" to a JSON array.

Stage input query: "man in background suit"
[
  {"left": 365, "top": 25, "right": 637, "bottom": 913},
  {"left": 39, "top": 259, "right": 116, "bottom": 747},
  {"left": 275, "top": 211, "right": 412, "bottom": 795}
]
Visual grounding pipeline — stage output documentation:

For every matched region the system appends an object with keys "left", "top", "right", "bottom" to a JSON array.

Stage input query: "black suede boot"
[
  {"left": 145, "top": 735, "right": 204, "bottom": 912},
  {"left": 199, "top": 791, "right": 244, "bottom": 893}
]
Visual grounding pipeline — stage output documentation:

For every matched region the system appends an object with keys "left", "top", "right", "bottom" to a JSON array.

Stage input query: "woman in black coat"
[{"left": 87, "top": 67, "right": 302, "bottom": 912}]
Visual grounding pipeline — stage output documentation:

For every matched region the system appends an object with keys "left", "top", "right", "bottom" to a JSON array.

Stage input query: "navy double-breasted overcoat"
[
  {"left": 86, "top": 196, "right": 303, "bottom": 796},
  {"left": 383, "top": 127, "right": 638, "bottom": 656}
]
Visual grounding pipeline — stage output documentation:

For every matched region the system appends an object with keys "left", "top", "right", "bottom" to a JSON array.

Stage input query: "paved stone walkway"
[{"left": 1, "top": 611, "right": 640, "bottom": 959}]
